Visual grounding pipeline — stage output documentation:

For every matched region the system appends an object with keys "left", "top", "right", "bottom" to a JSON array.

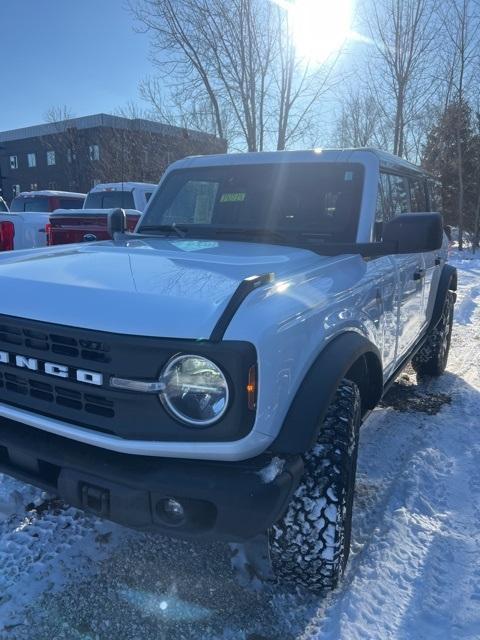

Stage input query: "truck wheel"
[
  {"left": 412, "top": 290, "right": 455, "bottom": 377},
  {"left": 269, "top": 379, "right": 361, "bottom": 592}
]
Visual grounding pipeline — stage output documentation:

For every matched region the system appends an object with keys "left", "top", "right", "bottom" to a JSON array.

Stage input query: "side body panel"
[
  {"left": 424, "top": 235, "right": 449, "bottom": 322},
  {"left": 393, "top": 252, "right": 426, "bottom": 359},
  {"left": 225, "top": 253, "right": 398, "bottom": 450}
]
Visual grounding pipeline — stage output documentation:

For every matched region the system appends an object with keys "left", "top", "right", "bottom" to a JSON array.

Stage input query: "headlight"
[{"left": 160, "top": 354, "right": 230, "bottom": 426}]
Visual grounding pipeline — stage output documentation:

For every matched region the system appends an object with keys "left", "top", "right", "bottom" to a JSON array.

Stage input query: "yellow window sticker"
[{"left": 220, "top": 192, "right": 246, "bottom": 203}]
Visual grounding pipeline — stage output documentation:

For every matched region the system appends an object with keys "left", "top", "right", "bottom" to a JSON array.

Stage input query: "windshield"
[
  {"left": 139, "top": 163, "right": 364, "bottom": 242},
  {"left": 84, "top": 190, "right": 135, "bottom": 210},
  {"left": 59, "top": 197, "right": 84, "bottom": 209}
]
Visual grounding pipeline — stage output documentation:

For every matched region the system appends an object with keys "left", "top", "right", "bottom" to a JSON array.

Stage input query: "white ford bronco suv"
[{"left": 0, "top": 149, "right": 456, "bottom": 592}]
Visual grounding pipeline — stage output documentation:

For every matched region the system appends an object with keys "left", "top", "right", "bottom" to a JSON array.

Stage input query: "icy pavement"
[{"left": 1, "top": 253, "right": 480, "bottom": 640}]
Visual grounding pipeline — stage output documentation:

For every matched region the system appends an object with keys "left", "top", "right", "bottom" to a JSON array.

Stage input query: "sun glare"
[{"left": 278, "top": 0, "right": 353, "bottom": 64}]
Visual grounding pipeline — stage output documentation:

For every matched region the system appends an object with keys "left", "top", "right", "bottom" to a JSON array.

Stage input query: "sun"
[{"left": 275, "top": 0, "right": 353, "bottom": 64}]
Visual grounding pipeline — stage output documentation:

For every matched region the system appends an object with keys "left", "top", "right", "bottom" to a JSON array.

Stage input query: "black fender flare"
[
  {"left": 270, "top": 332, "right": 383, "bottom": 455},
  {"left": 429, "top": 264, "right": 457, "bottom": 330}
]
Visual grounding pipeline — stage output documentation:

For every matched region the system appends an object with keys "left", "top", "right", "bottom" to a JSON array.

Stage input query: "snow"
[
  {"left": 258, "top": 456, "right": 286, "bottom": 483},
  {"left": 0, "top": 252, "right": 479, "bottom": 639}
]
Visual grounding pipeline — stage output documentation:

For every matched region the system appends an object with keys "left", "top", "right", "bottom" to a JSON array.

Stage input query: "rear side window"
[
  {"left": 428, "top": 180, "right": 442, "bottom": 211},
  {"left": 11, "top": 196, "right": 50, "bottom": 212},
  {"left": 374, "top": 173, "right": 393, "bottom": 240},
  {"left": 84, "top": 190, "right": 135, "bottom": 209},
  {"left": 389, "top": 175, "right": 410, "bottom": 215},
  {"left": 409, "top": 178, "right": 427, "bottom": 212},
  {"left": 58, "top": 198, "right": 84, "bottom": 209},
  {"left": 375, "top": 172, "right": 417, "bottom": 240}
]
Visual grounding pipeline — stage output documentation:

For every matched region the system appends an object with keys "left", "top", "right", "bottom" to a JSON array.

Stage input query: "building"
[{"left": 0, "top": 114, "right": 227, "bottom": 204}]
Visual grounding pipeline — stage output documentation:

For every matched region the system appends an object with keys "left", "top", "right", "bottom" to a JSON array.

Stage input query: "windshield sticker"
[
  {"left": 344, "top": 171, "right": 353, "bottom": 181},
  {"left": 220, "top": 192, "right": 246, "bottom": 203},
  {"left": 170, "top": 240, "right": 219, "bottom": 252}
]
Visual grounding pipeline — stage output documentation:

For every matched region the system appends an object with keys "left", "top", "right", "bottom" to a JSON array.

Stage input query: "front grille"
[
  {"left": 0, "top": 314, "right": 256, "bottom": 444},
  {"left": 0, "top": 371, "right": 114, "bottom": 419},
  {"left": 0, "top": 322, "right": 110, "bottom": 364}
]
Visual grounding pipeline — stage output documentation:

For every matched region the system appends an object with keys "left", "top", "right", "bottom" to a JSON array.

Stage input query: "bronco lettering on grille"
[{"left": 0, "top": 350, "right": 103, "bottom": 386}]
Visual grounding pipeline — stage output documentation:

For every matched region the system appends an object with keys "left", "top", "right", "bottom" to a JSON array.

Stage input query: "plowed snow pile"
[{"left": 0, "top": 253, "right": 479, "bottom": 640}]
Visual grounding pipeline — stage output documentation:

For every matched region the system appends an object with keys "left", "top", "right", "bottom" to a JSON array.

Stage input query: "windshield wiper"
[
  {"left": 298, "top": 232, "right": 334, "bottom": 241},
  {"left": 209, "top": 228, "right": 292, "bottom": 243},
  {"left": 138, "top": 224, "right": 187, "bottom": 238}
]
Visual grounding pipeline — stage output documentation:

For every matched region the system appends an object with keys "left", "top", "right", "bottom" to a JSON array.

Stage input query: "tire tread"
[{"left": 270, "top": 379, "right": 361, "bottom": 592}]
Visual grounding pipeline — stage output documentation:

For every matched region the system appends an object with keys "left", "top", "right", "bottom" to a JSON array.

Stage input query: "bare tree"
[
  {"left": 131, "top": 0, "right": 340, "bottom": 151},
  {"left": 44, "top": 105, "right": 75, "bottom": 124},
  {"left": 272, "top": 6, "right": 342, "bottom": 150},
  {"left": 334, "top": 86, "right": 388, "bottom": 148},
  {"left": 138, "top": 77, "right": 237, "bottom": 142},
  {"left": 42, "top": 104, "right": 223, "bottom": 193},
  {"left": 364, "top": 0, "right": 438, "bottom": 158},
  {"left": 43, "top": 105, "right": 84, "bottom": 191}
]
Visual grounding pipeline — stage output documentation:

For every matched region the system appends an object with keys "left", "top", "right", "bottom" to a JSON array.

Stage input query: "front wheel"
[
  {"left": 412, "top": 290, "right": 455, "bottom": 377},
  {"left": 269, "top": 379, "right": 361, "bottom": 593}
]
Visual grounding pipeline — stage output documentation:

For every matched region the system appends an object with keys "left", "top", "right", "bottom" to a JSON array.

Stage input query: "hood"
[{"left": 0, "top": 238, "right": 326, "bottom": 338}]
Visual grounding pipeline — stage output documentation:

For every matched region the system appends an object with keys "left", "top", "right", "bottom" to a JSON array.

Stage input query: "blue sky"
[{"left": 0, "top": 0, "right": 151, "bottom": 131}]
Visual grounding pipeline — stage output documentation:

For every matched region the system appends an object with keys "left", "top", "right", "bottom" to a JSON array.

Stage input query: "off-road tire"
[
  {"left": 269, "top": 379, "right": 361, "bottom": 592},
  {"left": 412, "top": 290, "right": 455, "bottom": 377}
]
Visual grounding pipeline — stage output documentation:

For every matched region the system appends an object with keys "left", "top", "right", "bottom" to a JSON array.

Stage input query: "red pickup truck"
[
  {"left": 48, "top": 182, "right": 156, "bottom": 245},
  {"left": 47, "top": 209, "right": 141, "bottom": 245}
]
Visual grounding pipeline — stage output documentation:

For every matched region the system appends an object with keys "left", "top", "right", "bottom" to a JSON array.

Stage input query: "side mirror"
[
  {"left": 107, "top": 208, "right": 127, "bottom": 239},
  {"left": 382, "top": 212, "right": 443, "bottom": 254}
]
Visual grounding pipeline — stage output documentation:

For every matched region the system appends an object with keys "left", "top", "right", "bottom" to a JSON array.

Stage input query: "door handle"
[{"left": 413, "top": 268, "right": 426, "bottom": 281}]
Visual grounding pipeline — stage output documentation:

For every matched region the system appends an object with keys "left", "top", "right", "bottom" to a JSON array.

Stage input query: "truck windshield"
[
  {"left": 11, "top": 196, "right": 50, "bottom": 212},
  {"left": 84, "top": 191, "right": 135, "bottom": 210},
  {"left": 59, "top": 198, "right": 84, "bottom": 209},
  {"left": 139, "top": 163, "right": 364, "bottom": 242}
]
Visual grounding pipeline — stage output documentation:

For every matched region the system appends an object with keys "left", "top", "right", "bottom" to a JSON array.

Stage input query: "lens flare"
[{"left": 275, "top": 0, "right": 353, "bottom": 64}]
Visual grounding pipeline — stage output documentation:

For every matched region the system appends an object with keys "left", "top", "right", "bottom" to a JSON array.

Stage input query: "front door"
[
  {"left": 394, "top": 252, "right": 426, "bottom": 359},
  {"left": 377, "top": 172, "right": 426, "bottom": 364}
]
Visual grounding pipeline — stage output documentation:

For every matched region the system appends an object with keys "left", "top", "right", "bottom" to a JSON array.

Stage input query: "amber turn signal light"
[{"left": 247, "top": 365, "right": 257, "bottom": 410}]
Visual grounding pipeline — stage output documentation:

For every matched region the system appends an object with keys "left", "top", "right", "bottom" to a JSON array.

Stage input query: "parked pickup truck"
[
  {"left": 0, "top": 149, "right": 456, "bottom": 593},
  {"left": 0, "top": 190, "right": 85, "bottom": 251},
  {"left": 48, "top": 182, "right": 156, "bottom": 245}
]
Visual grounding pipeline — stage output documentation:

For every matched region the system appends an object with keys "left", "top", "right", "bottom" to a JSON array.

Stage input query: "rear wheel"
[
  {"left": 269, "top": 379, "right": 361, "bottom": 592},
  {"left": 412, "top": 291, "right": 455, "bottom": 377}
]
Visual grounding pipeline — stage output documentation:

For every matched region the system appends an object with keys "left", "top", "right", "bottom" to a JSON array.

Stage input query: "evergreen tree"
[{"left": 423, "top": 100, "right": 478, "bottom": 247}]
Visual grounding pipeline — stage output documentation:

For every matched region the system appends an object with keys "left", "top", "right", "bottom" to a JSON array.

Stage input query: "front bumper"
[
  {"left": 0, "top": 417, "right": 303, "bottom": 541},
  {"left": 0, "top": 402, "right": 272, "bottom": 461}
]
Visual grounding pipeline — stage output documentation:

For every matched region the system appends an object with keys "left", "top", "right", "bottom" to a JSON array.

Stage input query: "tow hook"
[{"left": 81, "top": 483, "right": 110, "bottom": 516}]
